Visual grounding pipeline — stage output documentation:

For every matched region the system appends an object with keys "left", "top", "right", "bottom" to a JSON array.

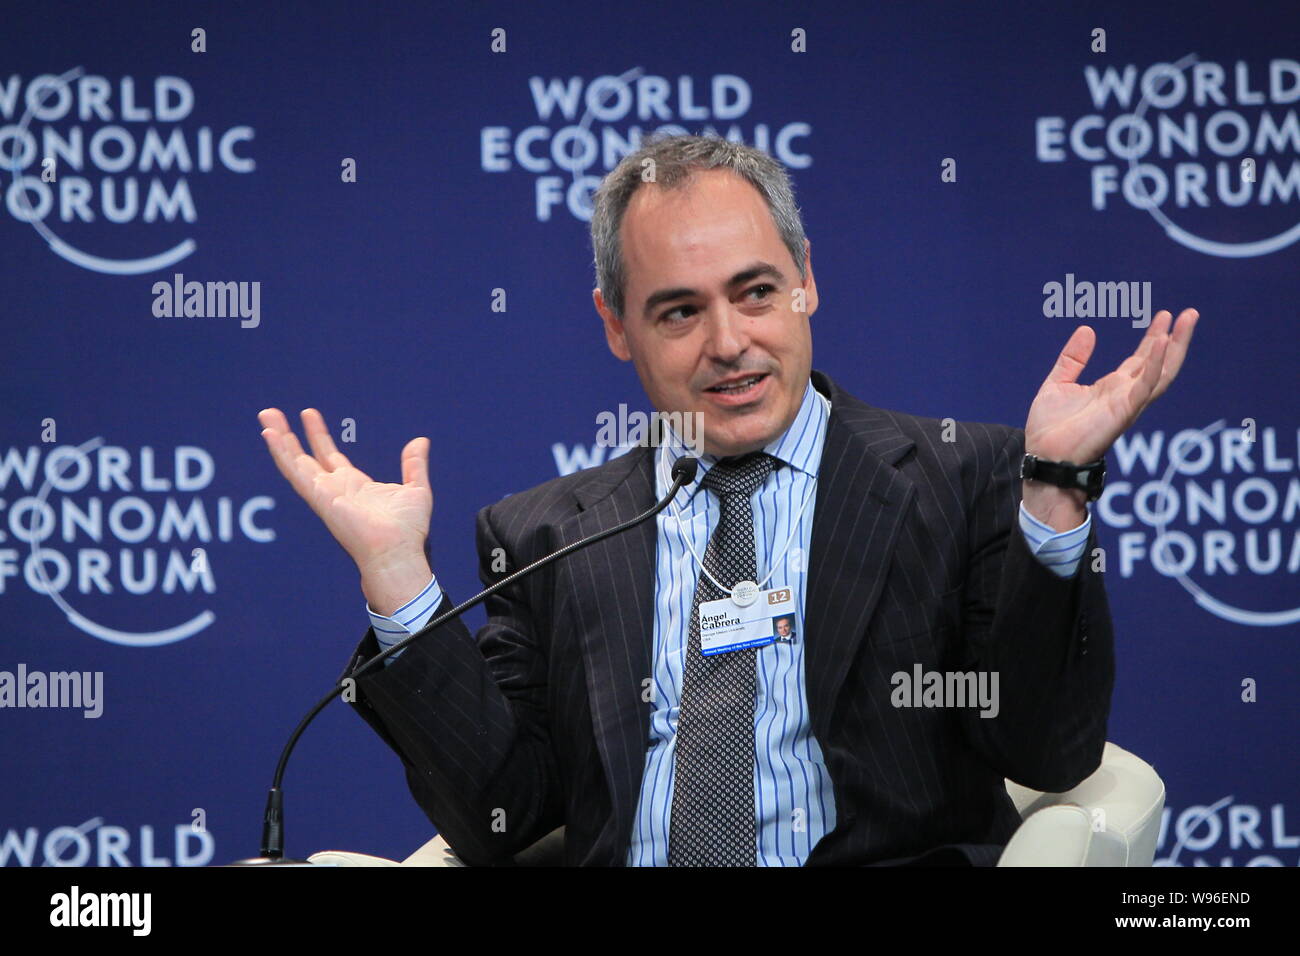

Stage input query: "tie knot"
[{"left": 701, "top": 452, "right": 775, "bottom": 500}]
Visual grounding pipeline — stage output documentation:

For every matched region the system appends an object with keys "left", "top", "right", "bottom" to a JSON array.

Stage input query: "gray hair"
[{"left": 590, "top": 133, "right": 807, "bottom": 320}]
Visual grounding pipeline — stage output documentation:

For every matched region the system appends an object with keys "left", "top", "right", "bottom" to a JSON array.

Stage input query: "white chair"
[
  {"left": 997, "top": 741, "right": 1165, "bottom": 866},
  {"left": 308, "top": 740, "right": 1164, "bottom": 867}
]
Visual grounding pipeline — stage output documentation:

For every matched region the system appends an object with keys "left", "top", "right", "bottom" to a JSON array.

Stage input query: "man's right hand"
[{"left": 257, "top": 407, "right": 433, "bottom": 616}]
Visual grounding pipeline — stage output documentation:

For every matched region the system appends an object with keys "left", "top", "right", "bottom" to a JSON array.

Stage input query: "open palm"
[
  {"left": 257, "top": 407, "right": 432, "bottom": 570},
  {"left": 1025, "top": 309, "right": 1199, "bottom": 464}
]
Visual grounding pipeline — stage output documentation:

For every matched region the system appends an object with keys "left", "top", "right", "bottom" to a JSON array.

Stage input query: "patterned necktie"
[{"left": 669, "top": 451, "right": 775, "bottom": 866}]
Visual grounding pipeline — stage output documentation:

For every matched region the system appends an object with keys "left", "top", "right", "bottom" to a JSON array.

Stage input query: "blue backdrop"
[{"left": 3, "top": 0, "right": 1296, "bottom": 866}]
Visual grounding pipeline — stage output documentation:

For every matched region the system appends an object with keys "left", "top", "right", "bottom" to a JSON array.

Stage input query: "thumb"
[{"left": 401, "top": 436, "right": 431, "bottom": 490}]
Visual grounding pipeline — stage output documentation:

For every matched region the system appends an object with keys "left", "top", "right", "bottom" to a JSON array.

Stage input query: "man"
[
  {"left": 774, "top": 617, "right": 795, "bottom": 642},
  {"left": 258, "top": 134, "right": 1197, "bottom": 866}
]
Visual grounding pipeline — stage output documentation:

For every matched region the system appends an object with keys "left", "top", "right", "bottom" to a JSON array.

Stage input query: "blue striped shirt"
[
  {"left": 366, "top": 380, "right": 1091, "bottom": 864},
  {"left": 629, "top": 380, "right": 835, "bottom": 865}
]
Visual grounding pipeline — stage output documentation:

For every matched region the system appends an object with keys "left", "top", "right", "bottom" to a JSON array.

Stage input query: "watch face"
[{"left": 1080, "top": 461, "right": 1106, "bottom": 498}]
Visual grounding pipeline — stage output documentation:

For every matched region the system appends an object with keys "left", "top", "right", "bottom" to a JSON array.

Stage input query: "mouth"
[{"left": 703, "top": 372, "right": 771, "bottom": 405}]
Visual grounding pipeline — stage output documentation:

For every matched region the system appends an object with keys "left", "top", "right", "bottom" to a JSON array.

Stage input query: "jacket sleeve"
[
  {"left": 341, "top": 503, "right": 565, "bottom": 865},
  {"left": 955, "top": 426, "right": 1116, "bottom": 793}
]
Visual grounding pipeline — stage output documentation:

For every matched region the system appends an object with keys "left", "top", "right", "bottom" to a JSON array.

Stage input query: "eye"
[
  {"left": 661, "top": 304, "right": 697, "bottom": 324},
  {"left": 745, "top": 283, "right": 776, "bottom": 302}
]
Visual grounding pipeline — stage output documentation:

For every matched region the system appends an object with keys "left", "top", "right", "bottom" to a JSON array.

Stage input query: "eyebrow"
[{"left": 641, "top": 261, "right": 787, "bottom": 318}]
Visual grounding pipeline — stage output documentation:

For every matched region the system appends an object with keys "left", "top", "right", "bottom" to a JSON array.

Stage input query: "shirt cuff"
[
  {"left": 1018, "top": 502, "right": 1090, "bottom": 578},
  {"left": 365, "top": 574, "right": 443, "bottom": 665}
]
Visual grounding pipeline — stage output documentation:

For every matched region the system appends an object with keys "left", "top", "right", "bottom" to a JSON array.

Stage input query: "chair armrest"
[
  {"left": 401, "top": 834, "right": 466, "bottom": 867},
  {"left": 997, "top": 804, "right": 1127, "bottom": 866}
]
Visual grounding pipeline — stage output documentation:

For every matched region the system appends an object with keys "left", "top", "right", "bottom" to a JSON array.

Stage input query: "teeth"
[{"left": 714, "top": 375, "right": 762, "bottom": 392}]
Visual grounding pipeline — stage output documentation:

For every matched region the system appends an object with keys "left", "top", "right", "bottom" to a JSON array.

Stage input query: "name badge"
[{"left": 699, "top": 586, "right": 797, "bottom": 655}]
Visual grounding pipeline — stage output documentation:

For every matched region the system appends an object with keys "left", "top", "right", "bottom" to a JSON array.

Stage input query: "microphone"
[{"left": 231, "top": 454, "right": 700, "bottom": 864}]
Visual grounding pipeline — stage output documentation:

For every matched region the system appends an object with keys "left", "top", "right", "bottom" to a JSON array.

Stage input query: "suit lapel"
[
  {"left": 557, "top": 446, "right": 658, "bottom": 864},
  {"left": 803, "top": 372, "right": 918, "bottom": 745}
]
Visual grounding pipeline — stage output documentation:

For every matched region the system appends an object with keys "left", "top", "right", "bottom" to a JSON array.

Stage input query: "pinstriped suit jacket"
[{"left": 344, "top": 369, "right": 1114, "bottom": 866}]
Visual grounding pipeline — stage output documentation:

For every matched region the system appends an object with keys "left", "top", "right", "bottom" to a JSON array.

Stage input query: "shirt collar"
[{"left": 655, "top": 376, "right": 831, "bottom": 498}]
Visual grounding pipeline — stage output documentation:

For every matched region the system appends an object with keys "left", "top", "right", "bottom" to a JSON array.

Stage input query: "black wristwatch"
[{"left": 1019, "top": 453, "right": 1106, "bottom": 501}]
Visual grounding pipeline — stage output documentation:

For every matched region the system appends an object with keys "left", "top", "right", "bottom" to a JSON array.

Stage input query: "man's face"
[
  {"left": 595, "top": 168, "right": 818, "bottom": 458},
  {"left": 776, "top": 618, "right": 792, "bottom": 637}
]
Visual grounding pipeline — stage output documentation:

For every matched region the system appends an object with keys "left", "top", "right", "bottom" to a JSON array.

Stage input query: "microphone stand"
[{"left": 230, "top": 455, "right": 699, "bottom": 865}]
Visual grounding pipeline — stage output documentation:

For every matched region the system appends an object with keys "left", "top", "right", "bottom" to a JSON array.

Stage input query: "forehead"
[{"left": 620, "top": 168, "right": 782, "bottom": 274}]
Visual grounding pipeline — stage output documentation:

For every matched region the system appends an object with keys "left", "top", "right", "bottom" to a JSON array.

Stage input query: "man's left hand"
[{"left": 1022, "top": 308, "right": 1200, "bottom": 531}]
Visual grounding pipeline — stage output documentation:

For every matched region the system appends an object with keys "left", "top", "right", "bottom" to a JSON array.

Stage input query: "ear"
[
  {"left": 801, "top": 238, "right": 819, "bottom": 317},
  {"left": 594, "top": 287, "right": 632, "bottom": 361}
]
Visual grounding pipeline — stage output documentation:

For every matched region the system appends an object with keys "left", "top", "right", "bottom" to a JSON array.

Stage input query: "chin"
[{"left": 709, "top": 424, "right": 776, "bottom": 458}]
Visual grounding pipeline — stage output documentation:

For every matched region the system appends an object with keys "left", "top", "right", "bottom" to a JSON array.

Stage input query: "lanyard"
[{"left": 658, "top": 449, "right": 818, "bottom": 599}]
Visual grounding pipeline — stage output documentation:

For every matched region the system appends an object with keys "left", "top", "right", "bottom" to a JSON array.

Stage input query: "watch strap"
[{"left": 1020, "top": 453, "right": 1106, "bottom": 501}]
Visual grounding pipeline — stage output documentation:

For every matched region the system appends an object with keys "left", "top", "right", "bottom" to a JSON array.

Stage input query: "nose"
[{"left": 703, "top": 307, "right": 750, "bottom": 364}]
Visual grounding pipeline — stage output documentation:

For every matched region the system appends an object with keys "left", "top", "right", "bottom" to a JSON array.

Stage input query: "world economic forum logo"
[
  {"left": 1156, "top": 796, "right": 1299, "bottom": 866},
  {"left": 0, "top": 67, "right": 255, "bottom": 275},
  {"left": 1098, "top": 421, "right": 1300, "bottom": 627},
  {"left": 1035, "top": 54, "right": 1300, "bottom": 258},
  {"left": 0, "top": 437, "right": 276, "bottom": 647},
  {"left": 479, "top": 67, "right": 812, "bottom": 222}
]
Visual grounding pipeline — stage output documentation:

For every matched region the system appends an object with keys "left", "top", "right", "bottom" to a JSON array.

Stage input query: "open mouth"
[{"left": 705, "top": 372, "right": 769, "bottom": 396}]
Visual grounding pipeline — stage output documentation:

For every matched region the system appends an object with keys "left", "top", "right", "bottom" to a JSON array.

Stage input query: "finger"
[
  {"left": 1150, "top": 308, "right": 1199, "bottom": 401},
  {"left": 300, "top": 408, "right": 352, "bottom": 471},
  {"left": 262, "top": 409, "right": 316, "bottom": 467},
  {"left": 1044, "top": 325, "right": 1096, "bottom": 385},
  {"left": 257, "top": 406, "right": 290, "bottom": 434},
  {"left": 401, "top": 437, "right": 431, "bottom": 490},
  {"left": 259, "top": 421, "right": 324, "bottom": 498},
  {"left": 1140, "top": 309, "right": 1172, "bottom": 342},
  {"left": 1115, "top": 310, "right": 1170, "bottom": 381},
  {"left": 1127, "top": 330, "right": 1170, "bottom": 416},
  {"left": 258, "top": 407, "right": 312, "bottom": 467},
  {"left": 1117, "top": 335, "right": 1153, "bottom": 381}
]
